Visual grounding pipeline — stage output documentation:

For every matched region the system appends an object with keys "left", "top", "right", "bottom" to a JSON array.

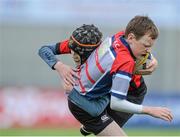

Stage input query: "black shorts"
[
  {"left": 107, "top": 85, "right": 147, "bottom": 127},
  {"left": 68, "top": 99, "right": 113, "bottom": 135}
]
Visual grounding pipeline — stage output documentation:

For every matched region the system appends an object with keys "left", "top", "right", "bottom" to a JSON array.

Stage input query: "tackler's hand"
[
  {"left": 63, "top": 81, "right": 73, "bottom": 93},
  {"left": 54, "top": 61, "right": 80, "bottom": 86}
]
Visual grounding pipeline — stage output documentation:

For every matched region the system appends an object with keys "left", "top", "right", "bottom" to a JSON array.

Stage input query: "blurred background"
[{"left": 0, "top": 0, "right": 180, "bottom": 136}]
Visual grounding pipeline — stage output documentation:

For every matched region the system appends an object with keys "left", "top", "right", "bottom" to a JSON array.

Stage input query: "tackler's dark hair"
[{"left": 69, "top": 24, "right": 102, "bottom": 64}]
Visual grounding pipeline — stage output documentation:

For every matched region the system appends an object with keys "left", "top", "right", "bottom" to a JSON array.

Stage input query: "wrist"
[
  {"left": 54, "top": 61, "right": 63, "bottom": 70},
  {"left": 142, "top": 106, "right": 151, "bottom": 114}
]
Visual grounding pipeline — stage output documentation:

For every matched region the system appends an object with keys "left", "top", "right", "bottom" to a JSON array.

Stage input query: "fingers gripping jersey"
[{"left": 74, "top": 32, "right": 136, "bottom": 99}]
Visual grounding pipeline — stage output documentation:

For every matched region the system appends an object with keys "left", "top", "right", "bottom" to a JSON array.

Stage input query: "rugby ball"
[{"left": 134, "top": 53, "right": 152, "bottom": 72}]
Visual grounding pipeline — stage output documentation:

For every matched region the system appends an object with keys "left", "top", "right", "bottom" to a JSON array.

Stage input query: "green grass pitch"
[{"left": 0, "top": 127, "right": 179, "bottom": 136}]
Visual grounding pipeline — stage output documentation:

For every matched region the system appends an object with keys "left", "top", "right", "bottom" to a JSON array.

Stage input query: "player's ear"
[
  {"left": 127, "top": 33, "right": 136, "bottom": 40},
  {"left": 127, "top": 33, "right": 135, "bottom": 44}
]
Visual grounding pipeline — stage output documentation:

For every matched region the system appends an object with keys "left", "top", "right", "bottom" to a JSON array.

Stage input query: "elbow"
[
  {"left": 110, "top": 96, "right": 126, "bottom": 112},
  {"left": 38, "top": 45, "right": 48, "bottom": 57},
  {"left": 38, "top": 47, "right": 42, "bottom": 57},
  {"left": 110, "top": 100, "right": 127, "bottom": 113},
  {"left": 110, "top": 100, "right": 116, "bottom": 111},
  {"left": 38, "top": 46, "right": 44, "bottom": 57}
]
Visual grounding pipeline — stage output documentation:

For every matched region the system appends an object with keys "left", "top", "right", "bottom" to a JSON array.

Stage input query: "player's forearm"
[
  {"left": 110, "top": 95, "right": 143, "bottom": 114},
  {"left": 38, "top": 45, "right": 59, "bottom": 69},
  {"left": 110, "top": 95, "right": 173, "bottom": 122}
]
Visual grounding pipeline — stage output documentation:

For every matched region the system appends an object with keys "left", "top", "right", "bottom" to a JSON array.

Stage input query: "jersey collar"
[{"left": 119, "top": 36, "right": 136, "bottom": 60}]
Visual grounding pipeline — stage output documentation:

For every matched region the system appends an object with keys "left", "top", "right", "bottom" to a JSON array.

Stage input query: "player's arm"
[
  {"left": 38, "top": 39, "right": 70, "bottom": 69},
  {"left": 110, "top": 60, "right": 173, "bottom": 122},
  {"left": 38, "top": 44, "right": 60, "bottom": 69},
  {"left": 38, "top": 40, "right": 79, "bottom": 87},
  {"left": 109, "top": 69, "right": 143, "bottom": 113},
  {"left": 110, "top": 72, "right": 173, "bottom": 122}
]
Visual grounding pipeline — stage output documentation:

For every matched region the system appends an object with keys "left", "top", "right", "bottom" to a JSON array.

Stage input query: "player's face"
[
  {"left": 71, "top": 50, "right": 81, "bottom": 66},
  {"left": 128, "top": 33, "right": 155, "bottom": 60}
]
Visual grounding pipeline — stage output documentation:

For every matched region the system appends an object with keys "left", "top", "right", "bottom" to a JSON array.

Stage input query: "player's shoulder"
[
  {"left": 116, "top": 48, "right": 135, "bottom": 63},
  {"left": 111, "top": 53, "right": 135, "bottom": 74},
  {"left": 114, "top": 31, "right": 124, "bottom": 38}
]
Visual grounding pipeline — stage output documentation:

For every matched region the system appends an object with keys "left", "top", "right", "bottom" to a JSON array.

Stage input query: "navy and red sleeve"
[
  {"left": 56, "top": 39, "right": 71, "bottom": 54},
  {"left": 129, "top": 75, "right": 147, "bottom": 95}
]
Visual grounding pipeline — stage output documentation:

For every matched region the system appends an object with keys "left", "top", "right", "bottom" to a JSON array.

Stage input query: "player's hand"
[
  {"left": 142, "top": 106, "right": 173, "bottom": 122},
  {"left": 135, "top": 56, "right": 158, "bottom": 75},
  {"left": 54, "top": 61, "right": 80, "bottom": 86},
  {"left": 63, "top": 81, "right": 73, "bottom": 93}
]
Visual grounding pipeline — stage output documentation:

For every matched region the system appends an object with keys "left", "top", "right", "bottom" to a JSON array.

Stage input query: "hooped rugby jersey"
[{"left": 39, "top": 31, "right": 146, "bottom": 99}]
